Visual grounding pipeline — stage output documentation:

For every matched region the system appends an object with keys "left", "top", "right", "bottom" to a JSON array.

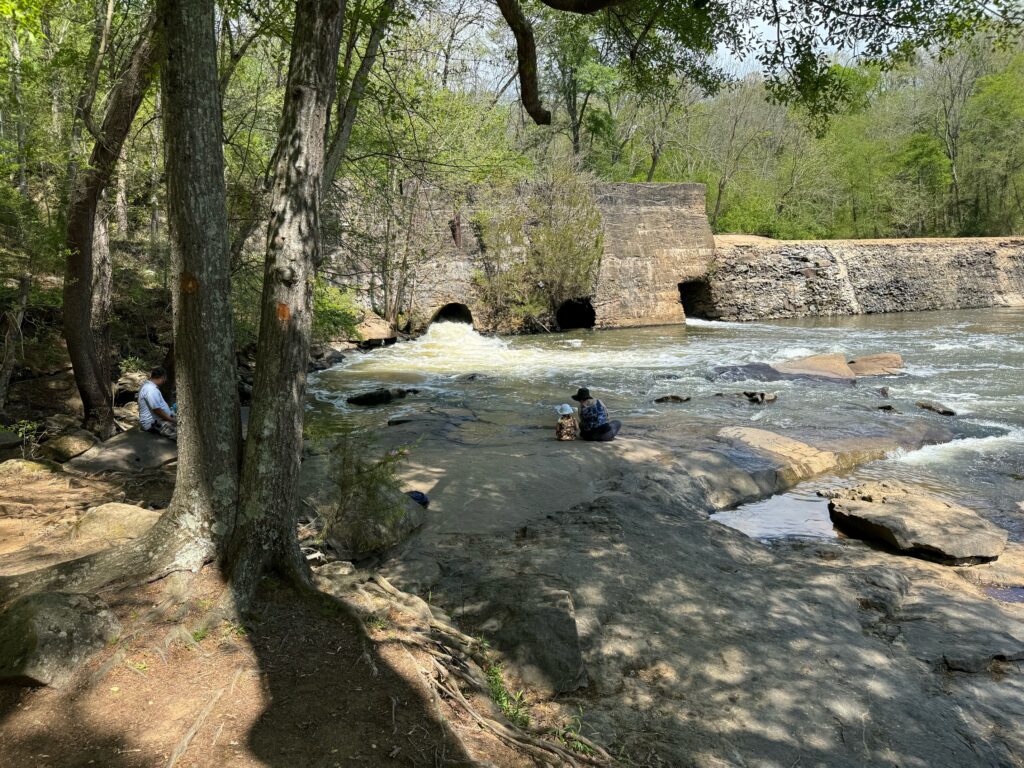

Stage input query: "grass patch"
[
  {"left": 485, "top": 664, "right": 529, "bottom": 729},
  {"left": 559, "top": 707, "right": 595, "bottom": 756}
]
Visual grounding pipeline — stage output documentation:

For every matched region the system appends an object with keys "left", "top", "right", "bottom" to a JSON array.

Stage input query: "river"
[{"left": 308, "top": 307, "right": 1024, "bottom": 541}]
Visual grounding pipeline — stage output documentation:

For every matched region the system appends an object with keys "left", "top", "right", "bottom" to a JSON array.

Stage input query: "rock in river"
[
  {"left": 916, "top": 400, "right": 956, "bottom": 416},
  {"left": 346, "top": 387, "right": 419, "bottom": 407},
  {"left": 655, "top": 394, "right": 690, "bottom": 403},
  {"left": 772, "top": 352, "right": 855, "bottom": 381},
  {"left": 848, "top": 353, "right": 904, "bottom": 376},
  {"left": 828, "top": 483, "right": 1008, "bottom": 564}
]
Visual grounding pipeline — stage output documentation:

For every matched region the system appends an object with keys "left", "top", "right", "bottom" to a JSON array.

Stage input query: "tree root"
[
  {"left": 361, "top": 574, "right": 612, "bottom": 767},
  {"left": 0, "top": 512, "right": 214, "bottom": 605}
]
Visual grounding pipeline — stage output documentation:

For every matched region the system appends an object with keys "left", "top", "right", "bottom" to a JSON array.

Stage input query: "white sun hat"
[{"left": 555, "top": 403, "right": 575, "bottom": 416}]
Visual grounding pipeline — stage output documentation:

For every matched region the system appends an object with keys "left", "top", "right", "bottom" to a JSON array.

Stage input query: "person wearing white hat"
[{"left": 554, "top": 403, "right": 580, "bottom": 441}]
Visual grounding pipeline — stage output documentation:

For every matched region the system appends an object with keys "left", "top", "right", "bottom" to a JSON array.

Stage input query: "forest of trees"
[{"left": 0, "top": 0, "right": 1019, "bottom": 603}]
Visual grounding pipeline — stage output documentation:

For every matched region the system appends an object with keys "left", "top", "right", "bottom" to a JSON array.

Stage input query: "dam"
[{"left": 391, "top": 182, "right": 1024, "bottom": 331}]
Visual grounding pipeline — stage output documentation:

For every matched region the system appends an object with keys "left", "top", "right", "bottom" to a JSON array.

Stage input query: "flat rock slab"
[
  {"left": 848, "top": 352, "right": 904, "bottom": 376},
  {"left": 454, "top": 580, "right": 588, "bottom": 696},
  {"left": 898, "top": 580, "right": 1024, "bottom": 672},
  {"left": 828, "top": 483, "right": 1008, "bottom": 564},
  {"left": 712, "top": 352, "right": 904, "bottom": 384},
  {"left": 68, "top": 428, "right": 176, "bottom": 473},
  {"left": 772, "top": 352, "right": 855, "bottom": 380},
  {"left": 73, "top": 503, "right": 161, "bottom": 544},
  {"left": 0, "top": 592, "right": 120, "bottom": 687},
  {"left": 959, "top": 543, "right": 1024, "bottom": 588}
]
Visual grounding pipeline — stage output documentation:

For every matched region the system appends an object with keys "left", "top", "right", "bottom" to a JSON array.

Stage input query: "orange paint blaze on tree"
[
  {"left": 276, "top": 302, "right": 291, "bottom": 322},
  {"left": 181, "top": 273, "right": 199, "bottom": 294}
]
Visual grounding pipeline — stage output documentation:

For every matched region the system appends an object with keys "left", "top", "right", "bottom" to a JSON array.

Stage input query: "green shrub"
[
  {"left": 472, "top": 167, "right": 603, "bottom": 333},
  {"left": 316, "top": 430, "right": 411, "bottom": 556}
]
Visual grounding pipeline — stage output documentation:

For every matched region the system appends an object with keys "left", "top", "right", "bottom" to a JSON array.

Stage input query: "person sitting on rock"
[
  {"left": 138, "top": 367, "right": 177, "bottom": 441},
  {"left": 554, "top": 404, "right": 580, "bottom": 441},
  {"left": 571, "top": 387, "right": 621, "bottom": 442}
]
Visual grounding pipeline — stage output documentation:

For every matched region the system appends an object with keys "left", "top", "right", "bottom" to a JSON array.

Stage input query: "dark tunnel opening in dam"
[
  {"left": 555, "top": 298, "right": 596, "bottom": 330},
  {"left": 678, "top": 279, "right": 715, "bottom": 319},
  {"left": 432, "top": 302, "right": 474, "bottom": 325}
]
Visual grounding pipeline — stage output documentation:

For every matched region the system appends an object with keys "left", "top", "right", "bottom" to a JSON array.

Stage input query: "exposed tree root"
[
  {"left": 347, "top": 574, "right": 612, "bottom": 767},
  {"left": 0, "top": 510, "right": 214, "bottom": 605}
]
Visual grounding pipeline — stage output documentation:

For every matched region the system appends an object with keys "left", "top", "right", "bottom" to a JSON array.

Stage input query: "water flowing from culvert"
[{"left": 308, "top": 309, "right": 1024, "bottom": 541}]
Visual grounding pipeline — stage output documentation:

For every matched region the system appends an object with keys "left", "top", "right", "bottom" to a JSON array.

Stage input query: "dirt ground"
[{"left": 0, "top": 466, "right": 531, "bottom": 768}]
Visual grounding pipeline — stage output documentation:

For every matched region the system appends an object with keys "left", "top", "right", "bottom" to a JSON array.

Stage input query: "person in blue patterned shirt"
[{"left": 571, "top": 387, "right": 621, "bottom": 442}]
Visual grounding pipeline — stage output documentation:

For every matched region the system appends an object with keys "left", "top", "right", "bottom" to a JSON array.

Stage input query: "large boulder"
[
  {"left": 73, "top": 503, "right": 162, "bottom": 544},
  {"left": 68, "top": 428, "right": 177, "bottom": 473},
  {"left": 0, "top": 592, "right": 120, "bottom": 687},
  {"left": 0, "top": 429, "right": 22, "bottom": 450},
  {"left": 0, "top": 458, "right": 58, "bottom": 476},
  {"left": 308, "top": 342, "right": 350, "bottom": 372},
  {"left": 114, "top": 371, "right": 148, "bottom": 406},
  {"left": 353, "top": 315, "right": 397, "bottom": 349},
  {"left": 828, "top": 483, "right": 1008, "bottom": 564},
  {"left": 848, "top": 352, "right": 904, "bottom": 376},
  {"left": 40, "top": 429, "right": 97, "bottom": 462}
]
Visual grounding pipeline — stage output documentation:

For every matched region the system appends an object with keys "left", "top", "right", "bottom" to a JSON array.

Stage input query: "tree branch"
[
  {"left": 536, "top": 0, "right": 627, "bottom": 13},
  {"left": 495, "top": 0, "right": 551, "bottom": 125}
]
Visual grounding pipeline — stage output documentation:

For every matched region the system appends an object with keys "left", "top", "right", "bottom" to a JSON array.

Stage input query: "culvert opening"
[
  {"left": 678, "top": 279, "right": 715, "bottom": 319},
  {"left": 556, "top": 298, "right": 596, "bottom": 330},
  {"left": 432, "top": 302, "right": 474, "bottom": 325}
]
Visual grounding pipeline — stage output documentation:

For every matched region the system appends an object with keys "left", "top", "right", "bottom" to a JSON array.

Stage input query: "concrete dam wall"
[
  {"left": 702, "top": 235, "right": 1024, "bottom": 322},
  {"left": 397, "top": 183, "right": 1024, "bottom": 330},
  {"left": 403, "top": 182, "right": 715, "bottom": 331}
]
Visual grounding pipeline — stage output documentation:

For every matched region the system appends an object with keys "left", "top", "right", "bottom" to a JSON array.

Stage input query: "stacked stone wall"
[{"left": 707, "top": 236, "right": 1024, "bottom": 321}]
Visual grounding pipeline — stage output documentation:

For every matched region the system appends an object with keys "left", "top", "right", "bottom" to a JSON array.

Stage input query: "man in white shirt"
[{"left": 138, "top": 367, "right": 177, "bottom": 440}]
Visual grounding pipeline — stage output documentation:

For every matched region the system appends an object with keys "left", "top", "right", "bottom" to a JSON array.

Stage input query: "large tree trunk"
[
  {"left": 91, "top": 202, "right": 112, "bottom": 381},
  {"left": 226, "top": 0, "right": 347, "bottom": 603},
  {"left": 160, "top": 0, "right": 242, "bottom": 562},
  {"left": 0, "top": 1, "right": 238, "bottom": 606},
  {"left": 63, "top": 16, "right": 157, "bottom": 437}
]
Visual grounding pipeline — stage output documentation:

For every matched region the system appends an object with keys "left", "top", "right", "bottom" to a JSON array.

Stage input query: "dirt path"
[{"left": 0, "top": 570, "right": 505, "bottom": 767}]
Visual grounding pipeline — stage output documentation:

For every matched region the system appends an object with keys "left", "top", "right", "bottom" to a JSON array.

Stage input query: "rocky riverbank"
[{"left": 315, "top": 406, "right": 1024, "bottom": 766}]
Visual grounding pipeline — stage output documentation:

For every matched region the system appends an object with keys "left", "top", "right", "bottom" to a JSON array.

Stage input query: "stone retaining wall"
[{"left": 706, "top": 236, "right": 1024, "bottom": 321}]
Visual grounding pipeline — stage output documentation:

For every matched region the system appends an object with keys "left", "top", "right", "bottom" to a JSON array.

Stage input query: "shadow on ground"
[{"left": 0, "top": 577, "right": 476, "bottom": 767}]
